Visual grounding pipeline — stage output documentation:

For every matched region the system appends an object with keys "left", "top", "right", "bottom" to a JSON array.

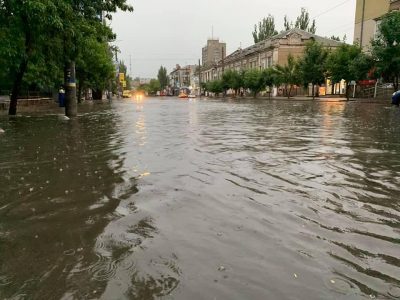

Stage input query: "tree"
[
  {"left": 284, "top": 8, "right": 317, "bottom": 34},
  {"left": 371, "top": 11, "right": 400, "bottom": 92},
  {"left": 298, "top": 41, "right": 328, "bottom": 99},
  {"left": 148, "top": 79, "right": 161, "bottom": 95},
  {"left": 243, "top": 69, "right": 265, "bottom": 98},
  {"left": 252, "top": 15, "right": 278, "bottom": 43},
  {"left": 76, "top": 27, "right": 115, "bottom": 101},
  {"left": 326, "top": 44, "right": 371, "bottom": 100},
  {"left": 0, "top": 0, "right": 133, "bottom": 116},
  {"left": 274, "top": 55, "right": 301, "bottom": 98},
  {"left": 157, "top": 66, "right": 169, "bottom": 89},
  {"left": 261, "top": 68, "right": 276, "bottom": 98},
  {"left": 284, "top": 16, "right": 292, "bottom": 31},
  {"left": 0, "top": 1, "right": 64, "bottom": 115},
  {"left": 206, "top": 80, "right": 223, "bottom": 96}
]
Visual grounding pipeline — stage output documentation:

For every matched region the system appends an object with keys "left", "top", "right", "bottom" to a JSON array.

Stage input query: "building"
[
  {"left": 201, "top": 29, "right": 343, "bottom": 96},
  {"left": 202, "top": 39, "right": 226, "bottom": 68},
  {"left": 354, "top": 0, "right": 400, "bottom": 50},
  {"left": 169, "top": 65, "right": 199, "bottom": 95},
  {"left": 201, "top": 28, "right": 342, "bottom": 95}
]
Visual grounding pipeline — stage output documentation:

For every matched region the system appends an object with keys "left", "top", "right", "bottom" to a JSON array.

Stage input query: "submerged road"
[{"left": 0, "top": 98, "right": 400, "bottom": 299}]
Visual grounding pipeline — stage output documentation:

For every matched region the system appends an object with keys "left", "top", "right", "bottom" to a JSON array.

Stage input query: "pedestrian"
[
  {"left": 392, "top": 90, "right": 400, "bottom": 107},
  {"left": 58, "top": 86, "right": 65, "bottom": 107}
]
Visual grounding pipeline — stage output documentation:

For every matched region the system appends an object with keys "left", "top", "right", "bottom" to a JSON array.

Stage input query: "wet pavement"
[{"left": 0, "top": 98, "right": 400, "bottom": 300}]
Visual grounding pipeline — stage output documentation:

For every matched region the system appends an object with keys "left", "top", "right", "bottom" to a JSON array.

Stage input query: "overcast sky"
[{"left": 111, "top": 0, "right": 356, "bottom": 78}]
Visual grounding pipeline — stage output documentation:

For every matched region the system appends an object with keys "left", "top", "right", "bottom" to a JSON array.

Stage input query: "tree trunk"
[
  {"left": 93, "top": 89, "right": 103, "bottom": 100},
  {"left": 346, "top": 82, "right": 350, "bottom": 101},
  {"left": 287, "top": 85, "right": 292, "bottom": 99},
  {"left": 77, "top": 83, "right": 83, "bottom": 104},
  {"left": 8, "top": 59, "right": 28, "bottom": 115},
  {"left": 9, "top": 19, "right": 31, "bottom": 116},
  {"left": 331, "top": 82, "right": 335, "bottom": 95},
  {"left": 312, "top": 84, "right": 315, "bottom": 99},
  {"left": 394, "top": 75, "right": 399, "bottom": 92},
  {"left": 65, "top": 61, "right": 77, "bottom": 117}
]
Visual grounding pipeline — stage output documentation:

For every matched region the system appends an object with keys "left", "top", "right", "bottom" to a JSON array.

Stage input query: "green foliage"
[
  {"left": 220, "top": 69, "right": 245, "bottom": 96},
  {"left": 371, "top": 11, "right": 400, "bottom": 91},
  {"left": 243, "top": 69, "right": 264, "bottom": 97},
  {"left": 326, "top": 44, "right": 372, "bottom": 99},
  {"left": 284, "top": 8, "right": 317, "bottom": 34},
  {"left": 298, "top": 41, "right": 328, "bottom": 97},
  {"left": 205, "top": 80, "right": 223, "bottom": 95},
  {"left": 157, "top": 66, "right": 169, "bottom": 89},
  {"left": 148, "top": 79, "right": 161, "bottom": 95},
  {"left": 274, "top": 55, "right": 301, "bottom": 98},
  {"left": 261, "top": 68, "right": 276, "bottom": 88},
  {"left": 0, "top": 0, "right": 133, "bottom": 113},
  {"left": 252, "top": 15, "right": 278, "bottom": 43}
]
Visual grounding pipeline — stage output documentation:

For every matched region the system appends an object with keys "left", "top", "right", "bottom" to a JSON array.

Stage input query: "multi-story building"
[
  {"left": 201, "top": 28, "right": 343, "bottom": 96},
  {"left": 201, "top": 28, "right": 341, "bottom": 81},
  {"left": 354, "top": 0, "right": 400, "bottom": 50},
  {"left": 169, "top": 65, "right": 199, "bottom": 94},
  {"left": 202, "top": 39, "right": 226, "bottom": 68}
]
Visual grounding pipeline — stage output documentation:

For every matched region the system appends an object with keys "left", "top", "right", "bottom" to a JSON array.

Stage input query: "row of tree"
[
  {"left": 0, "top": 1, "right": 133, "bottom": 115},
  {"left": 253, "top": 8, "right": 316, "bottom": 44},
  {"left": 208, "top": 11, "right": 400, "bottom": 100}
]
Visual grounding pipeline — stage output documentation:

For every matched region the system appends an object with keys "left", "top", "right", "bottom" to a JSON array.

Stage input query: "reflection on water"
[{"left": 1, "top": 99, "right": 400, "bottom": 299}]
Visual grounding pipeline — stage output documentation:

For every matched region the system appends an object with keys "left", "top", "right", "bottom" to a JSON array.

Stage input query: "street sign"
[{"left": 119, "top": 73, "right": 125, "bottom": 82}]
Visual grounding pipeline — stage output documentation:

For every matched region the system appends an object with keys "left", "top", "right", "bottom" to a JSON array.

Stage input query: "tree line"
[
  {"left": 253, "top": 8, "right": 316, "bottom": 44},
  {"left": 207, "top": 11, "right": 400, "bottom": 100},
  {"left": 0, "top": 0, "right": 133, "bottom": 116}
]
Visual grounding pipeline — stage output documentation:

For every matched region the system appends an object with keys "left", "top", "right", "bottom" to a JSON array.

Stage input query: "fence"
[{"left": 357, "top": 83, "right": 394, "bottom": 99}]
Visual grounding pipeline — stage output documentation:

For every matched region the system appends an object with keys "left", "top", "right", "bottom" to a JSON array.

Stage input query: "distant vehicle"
[
  {"left": 392, "top": 90, "right": 400, "bottom": 106},
  {"left": 122, "top": 90, "right": 132, "bottom": 98},
  {"left": 178, "top": 92, "right": 188, "bottom": 99}
]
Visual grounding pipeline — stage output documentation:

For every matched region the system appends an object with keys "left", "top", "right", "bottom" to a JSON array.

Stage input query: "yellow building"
[{"left": 354, "top": 0, "right": 400, "bottom": 50}]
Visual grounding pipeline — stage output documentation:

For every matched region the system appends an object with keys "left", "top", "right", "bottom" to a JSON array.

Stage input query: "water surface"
[{"left": 1, "top": 98, "right": 400, "bottom": 299}]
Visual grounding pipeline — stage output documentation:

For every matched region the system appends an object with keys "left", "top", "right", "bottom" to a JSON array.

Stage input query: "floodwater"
[{"left": 0, "top": 98, "right": 400, "bottom": 300}]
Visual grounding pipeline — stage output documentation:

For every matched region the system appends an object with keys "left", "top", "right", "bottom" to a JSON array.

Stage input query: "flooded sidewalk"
[{"left": 0, "top": 98, "right": 400, "bottom": 299}]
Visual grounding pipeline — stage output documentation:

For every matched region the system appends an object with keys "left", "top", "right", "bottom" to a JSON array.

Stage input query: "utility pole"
[
  {"left": 360, "top": 0, "right": 366, "bottom": 48},
  {"left": 65, "top": 61, "right": 77, "bottom": 117},
  {"left": 130, "top": 54, "right": 132, "bottom": 77},
  {"left": 221, "top": 46, "right": 225, "bottom": 74},
  {"left": 198, "top": 59, "right": 202, "bottom": 98}
]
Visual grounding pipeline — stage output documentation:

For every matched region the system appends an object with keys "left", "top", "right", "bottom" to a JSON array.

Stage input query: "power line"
[{"left": 312, "top": 0, "right": 352, "bottom": 19}]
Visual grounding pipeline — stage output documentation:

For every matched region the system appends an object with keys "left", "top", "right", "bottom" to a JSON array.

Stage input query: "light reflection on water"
[{"left": 0, "top": 98, "right": 400, "bottom": 299}]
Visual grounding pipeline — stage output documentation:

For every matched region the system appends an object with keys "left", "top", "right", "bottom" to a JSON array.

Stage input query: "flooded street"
[{"left": 1, "top": 98, "right": 400, "bottom": 300}]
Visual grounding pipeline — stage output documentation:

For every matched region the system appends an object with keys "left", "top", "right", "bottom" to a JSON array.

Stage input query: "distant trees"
[
  {"left": 205, "top": 80, "right": 223, "bottom": 96},
  {"left": 252, "top": 15, "right": 278, "bottom": 43},
  {"left": 326, "top": 44, "right": 373, "bottom": 100},
  {"left": 252, "top": 9, "right": 317, "bottom": 44},
  {"left": 243, "top": 69, "right": 264, "bottom": 97},
  {"left": 284, "top": 8, "right": 316, "bottom": 34},
  {"left": 274, "top": 55, "right": 301, "bottom": 98},
  {"left": 157, "top": 66, "right": 169, "bottom": 89},
  {"left": 297, "top": 41, "right": 328, "bottom": 99},
  {"left": 149, "top": 79, "right": 161, "bottom": 94},
  {"left": 137, "top": 79, "right": 161, "bottom": 95}
]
